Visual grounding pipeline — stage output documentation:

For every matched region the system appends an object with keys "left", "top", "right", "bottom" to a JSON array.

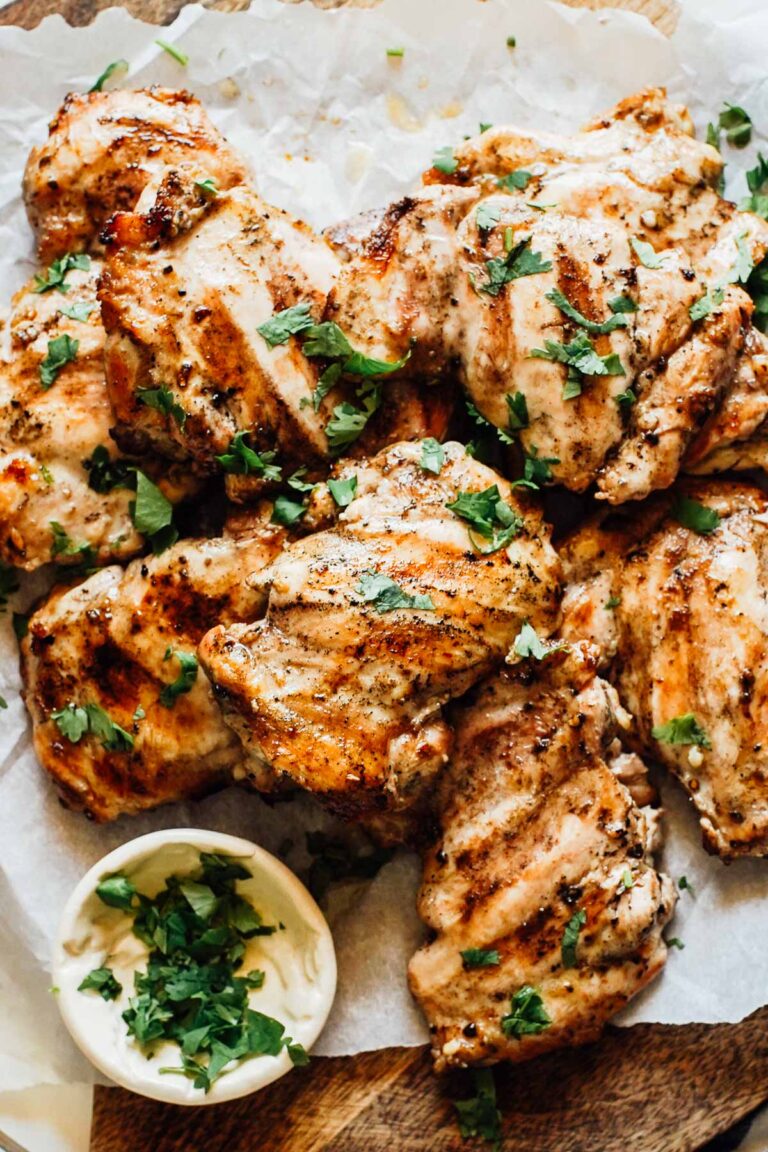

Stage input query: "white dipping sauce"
[{"left": 53, "top": 829, "right": 337, "bottom": 1105}]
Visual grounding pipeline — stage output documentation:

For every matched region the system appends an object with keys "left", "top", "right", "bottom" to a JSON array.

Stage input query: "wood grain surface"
[{"left": 2, "top": 0, "right": 758, "bottom": 1150}]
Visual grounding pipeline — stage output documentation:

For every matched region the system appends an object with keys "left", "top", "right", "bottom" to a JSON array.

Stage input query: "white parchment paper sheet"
[{"left": 1, "top": 0, "right": 768, "bottom": 1091}]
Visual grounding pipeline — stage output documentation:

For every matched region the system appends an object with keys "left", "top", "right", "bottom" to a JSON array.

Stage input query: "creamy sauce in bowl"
[{"left": 53, "top": 829, "right": 336, "bottom": 1105}]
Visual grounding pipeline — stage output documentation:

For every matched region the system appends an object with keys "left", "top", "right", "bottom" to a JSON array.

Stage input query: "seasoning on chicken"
[
  {"left": 198, "top": 441, "right": 561, "bottom": 817},
  {"left": 20, "top": 508, "right": 285, "bottom": 820},
  {"left": 409, "top": 642, "right": 674, "bottom": 1071},
  {"left": 23, "top": 87, "right": 248, "bottom": 262},
  {"left": 559, "top": 481, "right": 768, "bottom": 859}
]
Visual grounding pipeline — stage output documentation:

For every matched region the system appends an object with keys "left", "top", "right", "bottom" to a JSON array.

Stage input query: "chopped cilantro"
[
  {"left": 506, "top": 390, "right": 528, "bottom": 431},
  {"left": 608, "top": 295, "right": 638, "bottom": 314},
  {"left": 616, "top": 389, "right": 636, "bottom": 408},
  {"left": 39, "top": 335, "right": 78, "bottom": 389},
  {"left": 159, "top": 648, "right": 198, "bottom": 708},
  {"left": 466, "top": 397, "right": 513, "bottom": 446},
  {"left": 34, "top": 252, "right": 90, "bottom": 295},
  {"left": 652, "top": 713, "right": 711, "bottom": 749},
  {"left": 78, "top": 967, "right": 123, "bottom": 1001},
  {"left": 195, "top": 177, "right": 218, "bottom": 198},
  {"left": 630, "top": 237, "right": 671, "bottom": 270},
  {"left": 671, "top": 495, "right": 720, "bottom": 536},
  {"left": 706, "top": 121, "right": 720, "bottom": 150},
  {"left": 83, "top": 445, "right": 134, "bottom": 494},
  {"left": 667, "top": 937, "right": 685, "bottom": 951},
  {"left": 478, "top": 236, "right": 552, "bottom": 296},
  {"left": 130, "top": 471, "right": 178, "bottom": 554},
  {"left": 52, "top": 702, "right": 134, "bottom": 751},
  {"left": 96, "top": 874, "right": 138, "bottom": 911},
  {"left": 512, "top": 445, "right": 559, "bottom": 490},
  {"left": 729, "top": 231, "right": 754, "bottom": 284},
  {"left": 476, "top": 202, "right": 502, "bottom": 233},
  {"left": 561, "top": 908, "right": 586, "bottom": 968},
  {"left": 271, "top": 493, "right": 309, "bottom": 527},
  {"left": 215, "top": 433, "right": 281, "bottom": 480},
  {"left": 446, "top": 485, "right": 522, "bottom": 553},
  {"left": 355, "top": 570, "right": 435, "bottom": 614},
  {"left": 506, "top": 35, "right": 516, "bottom": 47},
  {"left": 678, "top": 876, "right": 695, "bottom": 897},
  {"left": 501, "top": 985, "right": 551, "bottom": 1038},
  {"left": 0, "top": 697, "right": 6, "bottom": 710},
  {"left": 155, "top": 39, "right": 189, "bottom": 66},
  {"left": 59, "top": 300, "right": 96, "bottom": 323},
  {"left": 690, "top": 284, "right": 726, "bottom": 322},
  {"left": 741, "top": 154, "right": 768, "bottom": 219},
  {"left": 605, "top": 595, "right": 622, "bottom": 610},
  {"left": 327, "top": 475, "right": 358, "bottom": 507},
  {"left": 531, "top": 330, "right": 624, "bottom": 399},
  {"left": 454, "top": 1069, "right": 503, "bottom": 1150},
  {"left": 256, "top": 302, "right": 314, "bottom": 348},
  {"left": 386, "top": 47, "right": 404, "bottom": 58},
  {"left": 718, "top": 103, "right": 752, "bottom": 148},
  {"left": 137, "top": 386, "right": 187, "bottom": 429},
  {"left": 49, "top": 521, "right": 95, "bottom": 566},
  {"left": 546, "top": 287, "right": 630, "bottom": 335},
  {"left": 496, "top": 169, "right": 532, "bottom": 192},
  {"left": 513, "top": 620, "right": 563, "bottom": 661},
  {"left": 89, "top": 59, "right": 129, "bottom": 93},
  {"left": 479, "top": 121, "right": 493, "bottom": 134},
  {"left": 618, "top": 869, "right": 634, "bottom": 892},
  {"left": 432, "top": 145, "right": 458, "bottom": 175},
  {"left": 747, "top": 256, "right": 768, "bottom": 333},
  {"left": 460, "top": 948, "right": 500, "bottom": 969},
  {"left": 419, "top": 438, "right": 445, "bottom": 475}
]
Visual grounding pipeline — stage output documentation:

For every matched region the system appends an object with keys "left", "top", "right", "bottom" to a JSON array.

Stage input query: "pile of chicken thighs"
[{"left": 5, "top": 85, "right": 768, "bottom": 1072}]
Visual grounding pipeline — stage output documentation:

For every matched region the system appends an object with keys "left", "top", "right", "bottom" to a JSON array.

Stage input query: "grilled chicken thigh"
[
  {"left": 199, "top": 441, "right": 561, "bottom": 816},
  {"left": 0, "top": 260, "right": 192, "bottom": 571},
  {"left": 560, "top": 481, "right": 768, "bottom": 859},
  {"left": 21, "top": 509, "right": 284, "bottom": 820},
  {"left": 409, "top": 643, "right": 674, "bottom": 1071},
  {"left": 24, "top": 87, "right": 248, "bottom": 262}
]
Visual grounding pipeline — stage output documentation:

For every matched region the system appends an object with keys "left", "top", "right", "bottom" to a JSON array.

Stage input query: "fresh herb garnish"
[
  {"left": 561, "top": 908, "right": 586, "bottom": 968},
  {"left": 215, "top": 433, "right": 281, "bottom": 480},
  {"left": 513, "top": 445, "right": 559, "bottom": 490},
  {"left": 460, "top": 948, "right": 500, "bottom": 969},
  {"left": 327, "top": 475, "right": 358, "bottom": 507},
  {"left": 466, "top": 398, "right": 514, "bottom": 446},
  {"left": 78, "top": 967, "right": 123, "bottom": 1001},
  {"left": 652, "top": 713, "right": 711, "bottom": 749},
  {"left": 39, "top": 335, "right": 78, "bottom": 389},
  {"left": 500, "top": 985, "right": 551, "bottom": 1038},
  {"left": 630, "top": 237, "right": 671, "bottom": 270},
  {"left": 718, "top": 103, "right": 752, "bottom": 148},
  {"left": 618, "top": 869, "right": 634, "bottom": 892},
  {"left": 195, "top": 177, "right": 218, "bottom": 198},
  {"left": 256, "top": 303, "right": 314, "bottom": 348},
  {"left": 741, "top": 154, "right": 768, "bottom": 219},
  {"left": 49, "top": 521, "right": 95, "bottom": 567},
  {"left": 432, "top": 146, "right": 458, "bottom": 175},
  {"left": 546, "top": 287, "right": 630, "bottom": 335},
  {"left": 419, "top": 438, "right": 445, "bottom": 475},
  {"left": 679, "top": 876, "right": 695, "bottom": 897},
  {"left": 355, "top": 570, "right": 435, "bottom": 614},
  {"left": 478, "top": 236, "right": 552, "bottom": 296},
  {"left": 89, "top": 59, "right": 129, "bottom": 93},
  {"left": 530, "top": 330, "right": 624, "bottom": 399},
  {"left": 130, "top": 472, "right": 178, "bottom": 554},
  {"left": 96, "top": 874, "right": 138, "bottom": 911},
  {"left": 454, "top": 1069, "right": 503, "bottom": 1150},
  {"left": 83, "top": 446, "right": 134, "bottom": 494},
  {"left": 271, "top": 494, "right": 308, "bottom": 528},
  {"left": 34, "top": 253, "right": 90, "bottom": 295},
  {"left": 59, "top": 300, "right": 96, "bottom": 322},
  {"left": 137, "top": 386, "right": 187, "bottom": 429},
  {"left": 689, "top": 285, "right": 725, "bottom": 322},
  {"left": 513, "top": 620, "right": 563, "bottom": 661},
  {"left": 608, "top": 295, "right": 638, "bottom": 314},
  {"left": 616, "top": 389, "right": 636, "bottom": 408},
  {"left": 506, "top": 390, "right": 529, "bottom": 431},
  {"left": 671, "top": 495, "right": 720, "bottom": 536},
  {"left": 0, "top": 697, "right": 7, "bottom": 710},
  {"left": 52, "top": 702, "right": 134, "bottom": 751},
  {"left": 667, "top": 937, "right": 685, "bottom": 951},
  {"left": 386, "top": 47, "right": 404, "bottom": 58},
  {"left": 496, "top": 169, "right": 532, "bottom": 192},
  {"left": 747, "top": 256, "right": 768, "bottom": 333},
  {"left": 155, "top": 39, "right": 189, "bottom": 66},
  {"left": 160, "top": 648, "right": 198, "bottom": 708},
  {"left": 476, "top": 202, "right": 502, "bottom": 233},
  {"left": 605, "top": 595, "right": 622, "bottom": 609},
  {"left": 446, "top": 485, "right": 522, "bottom": 553},
  {"left": 729, "top": 231, "right": 754, "bottom": 284},
  {"left": 506, "top": 34, "right": 516, "bottom": 47}
]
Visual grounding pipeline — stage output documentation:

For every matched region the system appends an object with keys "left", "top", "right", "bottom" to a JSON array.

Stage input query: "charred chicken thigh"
[
  {"left": 409, "top": 642, "right": 674, "bottom": 1071},
  {"left": 21, "top": 509, "right": 284, "bottom": 820},
  {"left": 560, "top": 481, "right": 768, "bottom": 859},
  {"left": 24, "top": 87, "right": 248, "bottom": 262},
  {"left": 199, "top": 441, "right": 561, "bottom": 817}
]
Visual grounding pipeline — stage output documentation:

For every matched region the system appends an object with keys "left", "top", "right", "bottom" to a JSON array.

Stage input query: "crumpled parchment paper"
[{"left": 1, "top": 0, "right": 768, "bottom": 1092}]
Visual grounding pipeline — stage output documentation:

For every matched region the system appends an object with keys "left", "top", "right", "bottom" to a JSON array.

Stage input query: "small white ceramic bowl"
[{"left": 52, "top": 828, "right": 336, "bottom": 1105}]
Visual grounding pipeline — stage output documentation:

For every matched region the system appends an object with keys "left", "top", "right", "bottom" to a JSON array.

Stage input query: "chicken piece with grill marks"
[
  {"left": 408, "top": 642, "right": 675, "bottom": 1071},
  {"left": 198, "top": 441, "right": 561, "bottom": 818},
  {"left": 329, "top": 185, "right": 750, "bottom": 502},
  {"left": 440, "top": 88, "right": 768, "bottom": 275},
  {"left": 0, "top": 258, "right": 194, "bottom": 572},
  {"left": 23, "top": 87, "right": 249, "bottom": 263},
  {"left": 20, "top": 507, "right": 285, "bottom": 821},
  {"left": 559, "top": 481, "right": 768, "bottom": 859}
]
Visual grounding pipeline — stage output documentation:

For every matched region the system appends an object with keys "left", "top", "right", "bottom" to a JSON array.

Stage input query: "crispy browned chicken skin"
[
  {"left": 21, "top": 510, "right": 284, "bottom": 821},
  {"left": 409, "top": 643, "right": 674, "bottom": 1071},
  {"left": 199, "top": 441, "right": 561, "bottom": 817},
  {"left": 23, "top": 87, "right": 248, "bottom": 262},
  {"left": 560, "top": 481, "right": 768, "bottom": 859}
]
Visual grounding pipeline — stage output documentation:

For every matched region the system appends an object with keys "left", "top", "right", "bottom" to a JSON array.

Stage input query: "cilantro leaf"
[
  {"left": 513, "top": 620, "right": 563, "bottom": 661},
  {"left": 271, "top": 494, "right": 308, "bottom": 527},
  {"left": 729, "top": 231, "right": 754, "bottom": 284},
  {"left": 155, "top": 38, "right": 189, "bottom": 66},
  {"left": 671, "top": 495, "right": 720, "bottom": 536},
  {"left": 506, "top": 391, "right": 528, "bottom": 431},
  {"left": 130, "top": 471, "right": 178, "bottom": 554},
  {"left": 327, "top": 475, "right": 358, "bottom": 507},
  {"left": 530, "top": 331, "right": 625, "bottom": 388},
  {"left": 616, "top": 389, "right": 636, "bottom": 408},
  {"left": 630, "top": 237, "right": 671, "bottom": 270},
  {"left": 618, "top": 869, "right": 634, "bottom": 893},
  {"left": 741, "top": 153, "right": 768, "bottom": 219},
  {"left": 446, "top": 485, "right": 523, "bottom": 553},
  {"left": 689, "top": 285, "right": 725, "bottom": 322},
  {"left": 95, "top": 874, "right": 137, "bottom": 911},
  {"left": 466, "top": 397, "right": 514, "bottom": 446},
  {"left": 85, "top": 703, "right": 134, "bottom": 751},
  {"left": 718, "top": 102, "right": 752, "bottom": 148},
  {"left": 59, "top": 300, "right": 96, "bottom": 323},
  {"left": 49, "top": 522, "right": 95, "bottom": 567},
  {"left": 137, "top": 386, "right": 187, "bottom": 429},
  {"left": 667, "top": 937, "right": 685, "bottom": 950},
  {"left": 83, "top": 445, "right": 134, "bottom": 494},
  {"left": 325, "top": 391, "right": 381, "bottom": 453},
  {"left": 546, "top": 287, "right": 630, "bottom": 335},
  {"left": 89, "top": 59, "right": 129, "bottom": 92},
  {"left": 608, "top": 295, "right": 638, "bottom": 314},
  {"left": 256, "top": 302, "right": 314, "bottom": 348},
  {"left": 215, "top": 433, "right": 281, "bottom": 480},
  {"left": 432, "top": 145, "right": 458, "bottom": 175},
  {"left": 419, "top": 437, "right": 445, "bottom": 475},
  {"left": 501, "top": 985, "right": 551, "bottom": 1038},
  {"left": 476, "top": 202, "right": 502, "bottom": 233},
  {"left": 34, "top": 252, "right": 90, "bottom": 295},
  {"left": 195, "top": 177, "right": 218, "bottom": 198},
  {"left": 307, "top": 362, "right": 342, "bottom": 411},
  {"left": 159, "top": 648, "right": 198, "bottom": 708},
  {"left": 39, "top": 334, "right": 78, "bottom": 389},
  {"left": 479, "top": 236, "right": 552, "bottom": 296},
  {"left": 355, "top": 570, "right": 435, "bottom": 614},
  {"left": 679, "top": 875, "right": 695, "bottom": 897},
  {"left": 496, "top": 169, "right": 532, "bottom": 192},
  {"left": 512, "top": 445, "right": 559, "bottom": 490},
  {"left": 561, "top": 908, "right": 586, "bottom": 968},
  {"left": 652, "top": 713, "right": 711, "bottom": 749},
  {"left": 51, "top": 702, "right": 89, "bottom": 743},
  {"left": 454, "top": 1069, "right": 503, "bottom": 1149},
  {"left": 747, "top": 256, "right": 768, "bottom": 333},
  {"left": 78, "top": 966, "right": 123, "bottom": 1001},
  {"left": 460, "top": 948, "right": 500, "bottom": 969},
  {"left": 179, "top": 880, "right": 218, "bottom": 921}
]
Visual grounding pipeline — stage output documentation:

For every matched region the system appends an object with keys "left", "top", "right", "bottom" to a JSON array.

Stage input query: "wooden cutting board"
[{"left": 6, "top": 0, "right": 764, "bottom": 1149}]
